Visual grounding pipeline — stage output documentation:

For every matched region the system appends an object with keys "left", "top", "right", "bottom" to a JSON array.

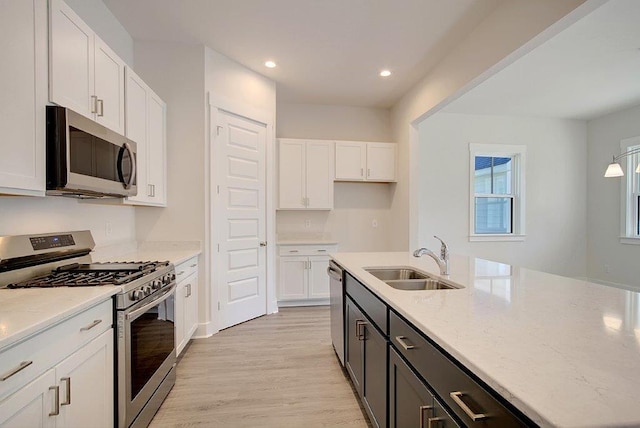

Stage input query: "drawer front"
[
  {"left": 389, "top": 311, "right": 531, "bottom": 428},
  {"left": 278, "top": 245, "right": 337, "bottom": 257},
  {"left": 0, "top": 299, "right": 113, "bottom": 400},
  {"left": 175, "top": 256, "right": 198, "bottom": 282},
  {"left": 345, "top": 273, "right": 387, "bottom": 335}
]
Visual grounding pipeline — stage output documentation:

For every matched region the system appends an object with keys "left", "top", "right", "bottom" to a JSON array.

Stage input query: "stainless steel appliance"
[
  {"left": 46, "top": 106, "right": 137, "bottom": 198},
  {"left": 328, "top": 260, "right": 345, "bottom": 366},
  {"left": 0, "top": 231, "right": 176, "bottom": 428}
]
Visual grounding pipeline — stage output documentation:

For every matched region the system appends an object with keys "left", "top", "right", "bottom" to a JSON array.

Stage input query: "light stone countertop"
[
  {"left": 0, "top": 286, "right": 120, "bottom": 352},
  {"left": 331, "top": 252, "right": 640, "bottom": 428},
  {"left": 92, "top": 241, "right": 202, "bottom": 266}
]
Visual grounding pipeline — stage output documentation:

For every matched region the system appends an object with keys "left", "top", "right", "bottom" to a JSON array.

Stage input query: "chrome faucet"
[{"left": 413, "top": 235, "right": 449, "bottom": 275}]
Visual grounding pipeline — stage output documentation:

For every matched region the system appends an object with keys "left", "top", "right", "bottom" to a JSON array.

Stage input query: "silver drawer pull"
[
  {"left": 419, "top": 405, "right": 433, "bottom": 426},
  {"left": 317, "top": 249, "right": 327, "bottom": 252},
  {"left": 80, "top": 319, "right": 102, "bottom": 331},
  {"left": 49, "top": 385, "right": 60, "bottom": 416},
  {"left": 428, "top": 417, "right": 445, "bottom": 428},
  {"left": 1, "top": 360, "right": 33, "bottom": 381},
  {"left": 61, "top": 377, "right": 71, "bottom": 405},
  {"left": 288, "top": 250, "right": 299, "bottom": 253},
  {"left": 395, "top": 335, "right": 415, "bottom": 350},
  {"left": 355, "top": 319, "right": 367, "bottom": 340},
  {"left": 177, "top": 270, "right": 185, "bottom": 276},
  {"left": 190, "top": 264, "right": 197, "bottom": 268},
  {"left": 450, "top": 391, "right": 488, "bottom": 421}
]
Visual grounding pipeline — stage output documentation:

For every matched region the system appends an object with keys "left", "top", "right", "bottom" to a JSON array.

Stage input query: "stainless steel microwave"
[{"left": 46, "top": 106, "right": 137, "bottom": 198}]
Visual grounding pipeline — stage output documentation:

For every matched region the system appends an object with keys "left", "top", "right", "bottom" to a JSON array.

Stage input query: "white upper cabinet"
[
  {"left": 125, "top": 68, "right": 167, "bottom": 207},
  {"left": 0, "top": 0, "right": 47, "bottom": 196},
  {"left": 335, "top": 141, "right": 397, "bottom": 182},
  {"left": 50, "top": 0, "right": 125, "bottom": 135},
  {"left": 278, "top": 139, "right": 334, "bottom": 210}
]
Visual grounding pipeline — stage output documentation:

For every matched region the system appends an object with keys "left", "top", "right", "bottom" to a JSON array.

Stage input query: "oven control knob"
[
  {"left": 171, "top": 273, "right": 176, "bottom": 282},
  {"left": 130, "top": 289, "right": 144, "bottom": 301},
  {"left": 143, "top": 286, "right": 152, "bottom": 296},
  {"left": 164, "top": 274, "right": 172, "bottom": 284},
  {"left": 152, "top": 280, "right": 161, "bottom": 290}
]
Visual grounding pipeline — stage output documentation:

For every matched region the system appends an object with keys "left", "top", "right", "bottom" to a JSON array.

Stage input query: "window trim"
[
  {"left": 620, "top": 136, "right": 640, "bottom": 244},
  {"left": 469, "top": 143, "right": 526, "bottom": 242}
]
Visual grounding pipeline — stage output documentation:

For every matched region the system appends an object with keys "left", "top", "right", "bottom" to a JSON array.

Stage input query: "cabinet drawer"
[
  {"left": 345, "top": 273, "right": 387, "bottom": 335},
  {"left": 175, "top": 256, "right": 198, "bottom": 282},
  {"left": 0, "top": 299, "right": 112, "bottom": 400},
  {"left": 389, "top": 311, "right": 531, "bottom": 427},
  {"left": 278, "top": 245, "right": 337, "bottom": 257}
]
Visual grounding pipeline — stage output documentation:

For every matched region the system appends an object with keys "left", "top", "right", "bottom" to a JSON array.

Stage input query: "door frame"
[{"left": 207, "top": 93, "right": 277, "bottom": 335}]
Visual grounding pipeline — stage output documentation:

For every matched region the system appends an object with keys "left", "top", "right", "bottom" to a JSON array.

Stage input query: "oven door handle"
[{"left": 125, "top": 283, "right": 176, "bottom": 321}]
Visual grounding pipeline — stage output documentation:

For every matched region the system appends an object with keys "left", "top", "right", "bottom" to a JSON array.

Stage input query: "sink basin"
[
  {"left": 385, "top": 279, "right": 457, "bottom": 290},
  {"left": 365, "top": 267, "right": 428, "bottom": 281},
  {"left": 364, "top": 267, "right": 463, "bottom": 290}
]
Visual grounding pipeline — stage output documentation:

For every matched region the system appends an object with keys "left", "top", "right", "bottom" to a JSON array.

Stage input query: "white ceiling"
[
  {"left": 102, "top": 0, "right": 501, "bottom": 108},
  {"left": 443, "top": 0, "right": 640, "bottom": 120}
]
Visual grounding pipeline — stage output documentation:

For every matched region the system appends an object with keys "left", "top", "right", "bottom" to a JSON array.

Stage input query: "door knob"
[{"left": 259, "top": 241, "right": 267, "bottom": 247}]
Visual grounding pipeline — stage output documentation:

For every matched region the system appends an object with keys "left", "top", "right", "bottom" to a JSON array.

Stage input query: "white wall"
[
  {"left": 390, "top": 0, "right": 588, "bottom": 251},
  {"left": 418, "top": 113, "right": 587, "bottom": 278},
  {"left": 587, "top": 104, "right": 640, "bottom": 287},
  {"left": 65, "top": 0, "right": 134, "bottom": 67},
  {"left": 276, "top": 103, "right": 394, "bottom": 251}
]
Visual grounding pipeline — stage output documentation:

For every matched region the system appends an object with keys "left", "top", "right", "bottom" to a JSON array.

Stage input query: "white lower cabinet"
[
  {"left": 175, "top": 257, "right": 199, "bottom": 356},
  {"left": 277, "top": 244, "right": 337, "bottom": 306},
  {"left": 0, "top": 300, "right": 114, "bottom": 428}
]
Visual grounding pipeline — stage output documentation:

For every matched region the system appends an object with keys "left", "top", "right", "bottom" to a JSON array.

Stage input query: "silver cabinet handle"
[
  {"left": 317, "top": 249, "right": 327, "bottom": 252},
  {"left": 428, "top": 417, "right": 445, "bottom": 428},
  {"left": 80, "top": 319, "right": 102, "bottom": 331},
  {"left": 288, "top": 250, "right": 299, "bottom": 253},
  {"left": 360, "top": 167, "right": 364, "bottom": 177},
  {"left": 355, "top": 319, "right": 367, "bottom": 340},
  {"left": 90, "top": 95, "right": 98, "bottom": 113},
  {"left": 148, "top": 184, "right": 153, "bottom": 197},
  {"left": 367, "top": 168, "right": 371, "bottom": 177},
  {"left": 301, "top": 197, "right": 306, "bottom": 206},
  {"left": 49, "top": 385, "right": 60, "bottom": 416},
  {"left": 97, "top": 99, "right": 104, "bottom": 117},
  {"left": 395, "top": 335, "right": 415, "bottom": 350},
  {"left": 1, "top": 361, "right": 33, "bottom": 381},
  {"left": 450, "top": 391, "right": 488, "bottom": 421},
  {"left": 61, "top": 377, "right": 71, "bottom": 406},
  {"left": 419, "top": 405, "right": 433, "bottom": 427},
  {"left": 177, "top": 270, "right": 185, "bottom": 276},
  {"left": 190, "top": 264, "right": 197, "bottom": 268}
]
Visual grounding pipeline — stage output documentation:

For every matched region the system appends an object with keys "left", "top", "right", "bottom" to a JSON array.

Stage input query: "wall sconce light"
[{"left": 604, "top": 147, "right": 640, "bottom": 177}]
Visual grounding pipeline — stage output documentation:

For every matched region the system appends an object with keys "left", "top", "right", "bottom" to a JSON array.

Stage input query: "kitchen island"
[{"left": 332, "top": 252, "right": 640, "bottom": 427}]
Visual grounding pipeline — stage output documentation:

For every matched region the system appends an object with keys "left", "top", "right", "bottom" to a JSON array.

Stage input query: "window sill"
[
  {"left": 469, "top": 234, "right": 526, "bottom": 242},
  {"left": 620, "top": 237, "right": 640, "bottom": 245}
]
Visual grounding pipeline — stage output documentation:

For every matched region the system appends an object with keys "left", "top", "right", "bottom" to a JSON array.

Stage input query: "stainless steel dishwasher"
[{"left": 328, "top": 260, "right": 345, "bottom": 366}]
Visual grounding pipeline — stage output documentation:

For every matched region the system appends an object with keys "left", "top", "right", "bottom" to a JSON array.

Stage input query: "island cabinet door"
[
  {"left": 345, "top": 297, "right": 365, "bottom": 396},
  {"left": 389, "top": 347, "right": 435, "bottom": 428},
  {"left": 362, "top": 321, "right": 387, "bottom": 428}
]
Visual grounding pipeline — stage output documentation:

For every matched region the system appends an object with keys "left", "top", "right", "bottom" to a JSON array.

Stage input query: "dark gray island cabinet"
[{"left": 343, "top": 271, "right": 535, "bottom": 428}]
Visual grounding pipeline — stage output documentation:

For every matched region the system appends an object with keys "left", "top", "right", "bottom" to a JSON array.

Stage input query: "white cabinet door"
[
  {"left": 184, "top": 272, "right": 199, "bottom": 342},
  {"left": 367, "top": 143, "right": 396, "bottom": 181},
  {"left": 175, "top": 280, "right": 186, "bottom": 356},
  {"left": 308, "top": 256, "right": 331, "bottom": 299},
  {"left": 278, "top": 257, "right": 307, "bottom": 300},
  {"left": 55, "top": 330, "right": 113, "bottom": 428},
  {"left": 278, "top": 140, "right": 306, "bottom": 209},
  {"left": 93, "top": 37, "right": 125, "bottom": 135},
  {"left": 49, "top": 0, "right": 94, "bottom": 119},
  {"left": 0, "top": 0, "right": 47, "bottom": 196},
  {"left": 124, "top": 68, "right": 149, "bottom": 203},
  {"left": 335, "top": 142, "right": 365, "bottom": 181},
  {"left": 146, "top": 91, "right": 167, "bottom": 206},
  {"left": 305, "top": 141, "right": 334, "bottom": 209},
  {"left": 0, "top": 369, "right": 56, "bottom": 428}
]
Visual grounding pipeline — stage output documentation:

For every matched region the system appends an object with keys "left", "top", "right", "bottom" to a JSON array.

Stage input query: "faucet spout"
[{"left": 413, "top": 236, "right": 450, "bottom": 275}]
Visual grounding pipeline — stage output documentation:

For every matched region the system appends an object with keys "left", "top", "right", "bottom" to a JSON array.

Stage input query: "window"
[
  {"left": 621, "top": 137, "right": 640, "bottom": 244},
  {"left": 469, "top": 144, "right": 525, "bottom": 241}
]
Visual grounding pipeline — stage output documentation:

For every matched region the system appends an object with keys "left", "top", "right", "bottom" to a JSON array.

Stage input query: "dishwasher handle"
[{"left": 327, "top": 264, "right": 343, "bottom": 282}]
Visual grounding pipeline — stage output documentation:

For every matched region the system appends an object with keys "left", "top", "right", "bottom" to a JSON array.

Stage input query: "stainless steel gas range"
[{"left": 0, "top": 230, "right": 177, "bottom": 428}]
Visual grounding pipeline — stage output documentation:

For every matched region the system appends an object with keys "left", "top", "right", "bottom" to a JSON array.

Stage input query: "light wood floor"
[{"left": 150, "top": 306, "right": 370, "bottom": 427}]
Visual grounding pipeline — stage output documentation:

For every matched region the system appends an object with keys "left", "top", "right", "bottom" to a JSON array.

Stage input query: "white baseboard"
[{"left": 278, "top": 298, "right": 330, "bottom": 307}]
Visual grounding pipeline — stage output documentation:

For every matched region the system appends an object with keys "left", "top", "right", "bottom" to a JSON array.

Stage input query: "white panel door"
[
  {"left": 335, "top": 142, "right": 365, "bottom": 181},
  {"left": 55, "top": 330, "right": 114, "bottom": 428},
  {"left": 94, "top": 36, "right": 125, "bottom": 134},
  {"left": 278, "top": 140, "right": 305, "bottom": 209},
  {"left": 309, "top": 256, "right": 331, "bottom": 298},
  {"left": 0, "top": 0, "right": 46, "bottom": 195},
  {"left": 305, "top": 141, "right": 334, "bottom": 209},
  {"left": 217, "top": 110, "right": 267, "bottom": 329},
  {"left": 0, "top": 369, "right": 55, "bottom": 428},
  {"left": 49, "top": 0, "right": 94, "bottom": 119},
  {"left": 367, "top": 142, "right": 396, "bottom": 181}
]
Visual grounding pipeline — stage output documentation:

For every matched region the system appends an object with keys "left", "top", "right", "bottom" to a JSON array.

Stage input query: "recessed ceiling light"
[
  {"left": 379, "top": 70, "right": 391, "bottom": 77},
  {"left": 265, "top": 60, "right": 277, "bottom": 68}
]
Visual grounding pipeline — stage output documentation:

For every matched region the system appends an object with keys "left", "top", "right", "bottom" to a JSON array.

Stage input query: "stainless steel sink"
[
  {"left": 385, "top": 278, "right": 457, "bottom": 290},
  {"left": 364, "top": 267, "right": 463, "bottom": 290},
  {"left": 365, "top": 267, "right": 428, "bottom": 281}
]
